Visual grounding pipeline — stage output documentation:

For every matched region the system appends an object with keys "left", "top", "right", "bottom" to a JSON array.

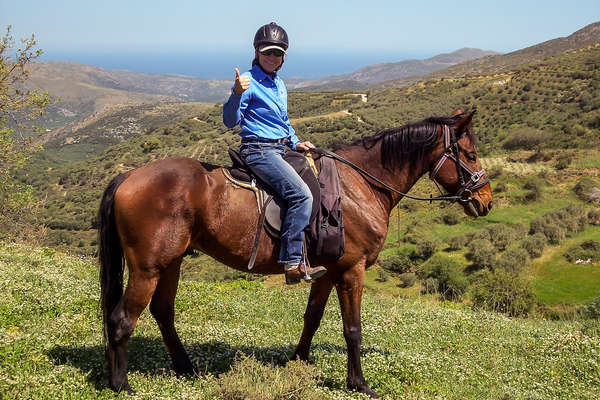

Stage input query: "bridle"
[
  {"left": 310, "top": 122, "right": 489, "bottom": 204},
  {"left": 429, "top": 125, "right": 489, "bottom": 204}
]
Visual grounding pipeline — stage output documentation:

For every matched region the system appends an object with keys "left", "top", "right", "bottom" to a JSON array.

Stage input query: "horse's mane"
[{"left": 347, "top": 114, "right": 468, "bottom": 170}]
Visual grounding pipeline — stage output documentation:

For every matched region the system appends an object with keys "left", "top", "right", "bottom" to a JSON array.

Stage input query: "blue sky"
[
  {"left": 2, "top": 0, "right": 598, "bottom": 53},
  {"left": 1, "top": 1, "right": 598, "bottom": 78}
]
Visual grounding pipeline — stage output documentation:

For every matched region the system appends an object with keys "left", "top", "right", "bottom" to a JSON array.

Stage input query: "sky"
[{"left": 1, "top": 0, "right": 599, "bottom": 78}]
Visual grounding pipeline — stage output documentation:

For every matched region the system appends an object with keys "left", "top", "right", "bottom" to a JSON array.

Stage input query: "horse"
[{"left": 98, "top": 110, "right": 492, "bottom": 398}]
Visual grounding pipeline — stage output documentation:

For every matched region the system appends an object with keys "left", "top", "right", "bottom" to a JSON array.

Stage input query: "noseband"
[{"left": 430, "top": 125, "right": 489, "bottom": 203}]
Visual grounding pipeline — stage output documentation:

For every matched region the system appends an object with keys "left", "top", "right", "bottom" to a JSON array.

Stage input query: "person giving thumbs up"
[{"left": 233, "top": 67, "right": 250, "bottom": 95}]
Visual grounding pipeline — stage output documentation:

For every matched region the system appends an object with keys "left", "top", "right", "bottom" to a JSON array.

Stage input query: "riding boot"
[{"left": 284, "top": 264, "right": 327, "bottom": 284}]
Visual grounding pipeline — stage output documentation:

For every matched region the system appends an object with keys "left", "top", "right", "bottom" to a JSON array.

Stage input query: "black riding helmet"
[{"left": 253, "top": 22, "right": 289, "bottom": 51}]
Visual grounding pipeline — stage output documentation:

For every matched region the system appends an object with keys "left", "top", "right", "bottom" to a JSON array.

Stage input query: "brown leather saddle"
[{"left": 225, "top": 148, "right": 321, "bottom": 235}]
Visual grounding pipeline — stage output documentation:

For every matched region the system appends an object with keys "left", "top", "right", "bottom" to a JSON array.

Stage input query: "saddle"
[
  {"left": 225, "top": 148, "right": 321, "bottom": 234},
  {"left": 223, "top": 149, "right": 321, "bottom": 269}
]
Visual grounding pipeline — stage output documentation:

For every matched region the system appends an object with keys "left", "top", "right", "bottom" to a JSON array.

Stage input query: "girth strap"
[{"left": 247, "top": 195, "right": 273, "bottom": 270}]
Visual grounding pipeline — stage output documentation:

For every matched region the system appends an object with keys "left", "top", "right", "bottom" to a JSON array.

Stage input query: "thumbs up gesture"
[{"left": 233, "top": 68, "right": 250, "bottom": 95}]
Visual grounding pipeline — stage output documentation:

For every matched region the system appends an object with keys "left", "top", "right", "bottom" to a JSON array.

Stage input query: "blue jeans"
[{"left": 239, "top": 142, "right": 312, "bottom": 265}]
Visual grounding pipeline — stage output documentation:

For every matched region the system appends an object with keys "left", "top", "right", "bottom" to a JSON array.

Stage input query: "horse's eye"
[{"left": 466, "top": 153, "right": 477, "bottom": 162}]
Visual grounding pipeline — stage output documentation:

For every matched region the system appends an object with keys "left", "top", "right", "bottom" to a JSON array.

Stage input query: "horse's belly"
[{"left": 191, "top": 181, "right": 280, "bottom": 273}]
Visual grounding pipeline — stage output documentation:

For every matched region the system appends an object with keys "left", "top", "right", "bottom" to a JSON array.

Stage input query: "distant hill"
[
  {"left": 375, "top": 21, "right": 600, "bottom": 89},
  {"left": 288, "top": 48, "right": 499, "bottom": 91},
  {"left": 27, "top": 62, "right": 231, "bottom": 130},
  {"left": 29, "top": 62, "right": 232, "bottom": 103}
]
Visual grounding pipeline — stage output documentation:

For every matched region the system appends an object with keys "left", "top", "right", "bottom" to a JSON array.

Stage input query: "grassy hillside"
[
  {"left": 1, "top": 243, "right": 599, "bottom": 399},
  {"left": 352, "top": 43, "right": 600, "bottom": 151}
]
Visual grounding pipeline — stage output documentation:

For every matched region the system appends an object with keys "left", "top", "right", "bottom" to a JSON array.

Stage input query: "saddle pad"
[{"left": 222, "top": 168, "right": 283, "bottom": 237}]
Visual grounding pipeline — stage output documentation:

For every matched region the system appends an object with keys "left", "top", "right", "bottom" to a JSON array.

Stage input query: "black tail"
[{"left": 98, "top": 173, "right": 129, "bottom": 343}]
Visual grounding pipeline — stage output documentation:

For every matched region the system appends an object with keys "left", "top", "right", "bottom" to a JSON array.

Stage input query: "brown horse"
[{"left": 99, "top": 111, "right": 492, "bottom": 398}]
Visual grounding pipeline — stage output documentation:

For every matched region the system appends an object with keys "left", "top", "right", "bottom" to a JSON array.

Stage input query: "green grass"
[
  {"left": 1, "top": 243, "right": 599, "bottom": 399},
  {"left": 531, "top": 225, "right": 600, "bottom": 306}
]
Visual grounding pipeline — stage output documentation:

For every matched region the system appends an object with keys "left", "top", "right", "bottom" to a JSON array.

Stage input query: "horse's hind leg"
[
  {"left": 293, "top": 276, "right": 334, "bottom": 361},
  {"left": 149, "top": 256, "right": 195, "bottom": 375},
  {"left": 106, "top": 258, "right": 159, "bottom": 393}
]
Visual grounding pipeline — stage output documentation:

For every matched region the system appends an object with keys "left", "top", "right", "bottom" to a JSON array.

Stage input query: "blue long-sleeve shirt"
[{"left": 222, "top": 64, "right": 300, "bottom": 150}]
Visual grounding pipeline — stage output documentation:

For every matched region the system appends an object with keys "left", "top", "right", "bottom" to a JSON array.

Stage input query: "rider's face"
[{"left": 256, "top": 51, "right": 283, "bottom": 74}]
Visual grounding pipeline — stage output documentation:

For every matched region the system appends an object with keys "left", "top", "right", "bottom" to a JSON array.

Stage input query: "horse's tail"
[{"left": 98, "top": 173, "right": 129, "bottom": 343}]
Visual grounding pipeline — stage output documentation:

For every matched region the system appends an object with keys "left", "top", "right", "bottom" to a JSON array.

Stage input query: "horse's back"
[{"left": 113, "top": 158, "right": 220, "bottom": 263}]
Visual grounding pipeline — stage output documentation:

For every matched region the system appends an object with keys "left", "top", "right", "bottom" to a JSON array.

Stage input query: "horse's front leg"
[
  {"left": 292, "top": 275, "right": 334, "bottom": 361},
  {"left": 336, "top": 265, "right": 379, "bottom": 399}
]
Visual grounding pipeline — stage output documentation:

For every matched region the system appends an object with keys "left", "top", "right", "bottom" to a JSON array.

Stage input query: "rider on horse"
[{"left": 222, "top": 22, "right": 327, "bottom": 284}]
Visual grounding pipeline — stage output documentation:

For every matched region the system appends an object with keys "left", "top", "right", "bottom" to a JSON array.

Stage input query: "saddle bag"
[{"left": 306, "top": 156, "right": 345, "bottom": 260}]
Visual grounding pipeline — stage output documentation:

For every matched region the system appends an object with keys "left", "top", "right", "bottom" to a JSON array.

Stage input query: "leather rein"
[{"left": 310, "top": 124, "right": 489, "bottom": 204}]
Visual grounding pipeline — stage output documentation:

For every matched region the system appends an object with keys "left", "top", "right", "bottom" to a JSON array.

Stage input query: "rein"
[{"left": 310, "top": 124, "right": 488, "bottom": 204}]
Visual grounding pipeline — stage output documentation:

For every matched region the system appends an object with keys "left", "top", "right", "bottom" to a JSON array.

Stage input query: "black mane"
[{"left": 353, "top": 114, "right": 465, "bottom": 171}]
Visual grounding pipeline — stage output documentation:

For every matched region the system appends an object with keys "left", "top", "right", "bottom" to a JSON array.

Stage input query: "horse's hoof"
[
  {"left": 111, "top": 384, "right": 135, "bottom": 396},
  {"left": 349, "top": 383, "right": 379, "bottom": 399},
  {"left": 291, "top": 350, "right": 309, "bottom": 362},
  {"left": 173, "top": 360, "right": 197, "bottom": 376}
]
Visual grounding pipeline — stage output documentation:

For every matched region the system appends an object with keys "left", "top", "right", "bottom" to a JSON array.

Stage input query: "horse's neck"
[{"left": 336, "top": 142, "right": 430, "bottom": 215}]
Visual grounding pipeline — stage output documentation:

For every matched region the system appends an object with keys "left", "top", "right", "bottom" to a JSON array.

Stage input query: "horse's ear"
[{"left": 454, "top": 111, "right": 474, "bottom": 134}]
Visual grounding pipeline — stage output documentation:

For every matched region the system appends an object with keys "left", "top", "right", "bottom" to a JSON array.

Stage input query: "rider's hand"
[
  {"left": 295, "top": 141, "right": 315, "bottom": 152},
  {"left": 233, "top": 68, "right": 250, "bottom": 95}
]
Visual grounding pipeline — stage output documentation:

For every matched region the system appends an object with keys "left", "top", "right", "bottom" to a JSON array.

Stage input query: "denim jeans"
[{"left": 239, "top": 142, "right": 312, "bottom": 265}]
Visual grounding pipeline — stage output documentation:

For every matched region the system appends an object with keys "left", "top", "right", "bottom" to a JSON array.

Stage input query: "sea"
[{"left": 39, "top": 49, "right": 435, "bottom": 80}]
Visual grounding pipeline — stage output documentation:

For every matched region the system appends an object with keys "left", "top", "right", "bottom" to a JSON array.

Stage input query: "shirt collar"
[{"left": 251, "top": 63, "right": 277, "bottom": 83}]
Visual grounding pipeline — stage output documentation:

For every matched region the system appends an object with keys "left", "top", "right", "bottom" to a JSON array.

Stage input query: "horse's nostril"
[{"left": 488, "top": 201, "right": 493, "bottom": 211}]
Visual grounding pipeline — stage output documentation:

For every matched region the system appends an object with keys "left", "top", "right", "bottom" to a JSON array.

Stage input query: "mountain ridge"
[
  {"left": 374, "top": 21, "right": 600, "bottom": 89},
  {"left": 287, "top": 48, "right": 499, "bottom": 90}
]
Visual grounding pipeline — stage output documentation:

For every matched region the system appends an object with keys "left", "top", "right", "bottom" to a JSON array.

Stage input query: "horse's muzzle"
[{"left": 468, "top": 197, "right": 491, "bottom": 217}]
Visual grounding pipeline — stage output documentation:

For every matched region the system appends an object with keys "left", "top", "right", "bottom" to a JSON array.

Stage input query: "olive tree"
[{"left": 0, "top": 25, "right": 49, "bottom": 240}]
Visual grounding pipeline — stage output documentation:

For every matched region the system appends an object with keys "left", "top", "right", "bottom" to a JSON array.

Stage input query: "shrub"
[
  {"left": 421, "top": 277, "right": 439, "bottom": 294},
  {"left": 520, "top": 233, "right": 546, "bottom": 258},
  {"left": 579, "top": 297, "right": 600, "bottom": 319},
  {"left": 418, "top": 254, "right": 467, "bottom": 301},
  {"left": 528, "top": 205, "right": 586, "bottom": 244},
  {"left": 494, "top": 182, "right": 507, "bottom": 193},
  {"left": 487, "top": 166, "right": 504, "bottom": 179},
  {"left": 468, "top": 239, "right": 498, "bottom": 269},
  {"left": 398, "top": 272, "right": 416, "bottom": 288},
  {"left": 554, "top": 153, "right": 572, "bottom": 170},
  {"left": 574, "top": 177, "right": 600, "bottom": 203},
  {"left": 486, "top": 224, "right": 517, "bottom": 250},
  {"left": 45, "top": 230, "right": 73, "bottom": 246},
  {"left": 526, "top": 150, "right": 548, "bottom": 163},
  {"left": 141, "top": 138, "right": 161, "bottom": 153},
  {"left": 467, "top": 229, "right": 491, "bottom": 243},
  {"left": 588, "top": 208, "right": 600, "bottom": 225},
  {"left": 513, "top": 223, "right": 529, "bottom": 238},
  {"left": 447, "top": 234, "right": 468, "bottom": 251},
  {"left": 438, "top": 268, "right": 469, "bottom": 301},
  {"left": 496, "top": 246, "right": 530, "bottom": 274},
  {"left": 471, "top": 269, "right": 534, "bottom": 317},
  {"left": 441, "top": 208, "right": 462, "bottom": 225},
  {"left": 523, "top": 177, "right": 544, "bottom": 202},
  {"left": 378, "top": 248, "right": 415, "bottom": 274},
  {"left": 376, "top": 268, "right": 388, "bottom": 283},
  {"left": 564, "top": 240, "right": 600, "bottom": 263},
  {"left": 530, "top": 216, "right": 566, "bottom": 244},
  {"left": 501, "top": 128, "right": 547, "bottom": 150},
  {"left": 413, "top": 237, "right": 440, "bottom": 260}
]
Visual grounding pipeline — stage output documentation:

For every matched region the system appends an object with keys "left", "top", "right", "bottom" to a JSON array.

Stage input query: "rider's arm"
[
  {"left": 223, "top": 91, "right": 243, "bottom": 128},
  {"left": 285, "top": 118, "right": 300, "bottom": 150}
]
